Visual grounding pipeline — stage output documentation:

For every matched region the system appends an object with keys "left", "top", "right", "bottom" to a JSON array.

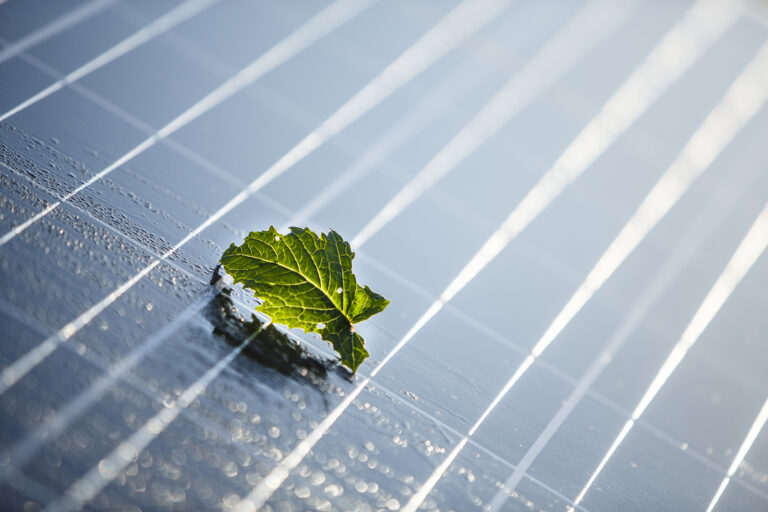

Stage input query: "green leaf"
[{"left": 219, "top": 226, "right": 389, "bottom": 371}]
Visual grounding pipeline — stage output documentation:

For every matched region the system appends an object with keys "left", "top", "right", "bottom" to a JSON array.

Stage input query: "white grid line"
[
  {"left": 0, "top": 1, "right": 513, "bottom": 506},
  {"left": 3, "top": 151, "right": 768, "bottom": 508},
  {"left": 7, "top": 136, "right": 768, "bottom": 506},
  {"left": 350, "top": 0, "right": 637, "bottom": 249},
  {"left": 0, "top": 0, "right": 512, "bottom": 387},
  {"left": 396, "top": 0, "right": 746, "bottom": 506},
  {"left": 0, "top": 0, "right": 372, "bottom": 396},
  {"left": 2, "top": 53, "right": 515, "bottom": 357},
  {"left": 410, "top": 31, "right": 768, "bottom": 512},
  {"left": 0, "top": 0, "right": 218, "bottom": 124},
  {"left": 4, "top": 131, "right": 753, "bottom": 503},
  {"left": 486, "top": 131, "right": 768, "bottom": 511},
  {"left": 5, "top": 11, "right": 473, "bottom": 236},
  {"left": 9, "top": 60, "right": 768, "bottom": 500},
  {"left": 122, "top": 0, "right": 684, "bottom": 222},
  {"left": 0, "top": 297, "right": 300, "bottom": 495},
  {"left": 0, "top": 0, "right": 373, "bottom": 248},
  {"left": 0, "top": 113, "right": 631, "bottom": 359},
  {"left": 283, "top": 57, "right": 489, "bottom": 229},
  {"left": 0, "top": 3, "right": 512, "bottom": 370},
  {"left": 0, "top": 284, "right": 589, "bottom": 512},
  {"left": 0, "top": 0, "right": 117, "bottom": 65},
  {"left": 0, "top": 297, "right": 209, "bottom": 486},
  {"left": 705, "top": 397, "right": 768, "bottom": 512},
  {"left": 0, "top": 0, "right": 506, "bottom": 254},
  {"left": 6, "top": 0, "right": 675, "bottom": 244},
  {"left": 43, "top": 321, "right": 270, "bottom": 512},
  {"left": 437, "top": 0, "right": 741, "bottom": 308},
  {"left": 1, "top": 1, "right": 768, "bottom": 508},
  {"left": 572, "top": 197, "right": 768, "bottom": 509},
  {"left": 230, "top": 1, "right": 641, "bottom": 506}
]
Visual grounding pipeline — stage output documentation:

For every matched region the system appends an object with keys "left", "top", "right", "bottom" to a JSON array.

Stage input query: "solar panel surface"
[{"left": 1, "top": 0, "right": 768, "bottom": 511}]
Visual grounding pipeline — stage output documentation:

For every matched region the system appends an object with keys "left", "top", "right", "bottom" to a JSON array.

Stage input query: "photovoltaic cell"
[{"left": 0, "top": 1, "right": 767, "bottom": 511}]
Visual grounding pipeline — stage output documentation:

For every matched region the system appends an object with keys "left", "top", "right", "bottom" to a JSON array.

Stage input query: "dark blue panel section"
[{"left": 0, "top": 1, "right": 767, "bottom": 511}]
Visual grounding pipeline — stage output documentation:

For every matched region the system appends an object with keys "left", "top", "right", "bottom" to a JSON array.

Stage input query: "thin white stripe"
[
  {"left": 9, "top": 43, "right": 263, "bottom": 191},
  {"left": 284, "top": 55, "right": 487, "bottom": 229},
  {"left": 0, "top": 0, "right": 371, "bottom": 248},
  {"left": 400, "top": 353, "right": 532, "bottom": 512},
  {"left": 0, "top": 291, "right": 286, "bottom": 476},
  {"left": 237, "top": 0, "right": 736, "bottom": 507},
  {"left": 0, "top": 292, "right": 290, "bottom": 467},
  {"left": 350, "top": 0, "right": 638, "bottom": 250},
  {"left": 571, "top": 418, "right": 635, "bottom": 511},
  {"left": 232, "top": 301, "right": 444, "bottom": 512},
  {"left": 44, "top": 323, "right": 269, "bottom": 512},
  {"left": 240, "top": 0, "right": 511, "bottom": 204},
  {"left": 573, "top": 200, "right": 768, "bottom": 508},
  {"left": 0, "top": 298, "right": 208, "bottom": 485},
  {"left": 0, "top": 54, "right": 490, "bottom": 492},
  {"left": 0, "top": 0, "right": 372, "bottom": 396},
  {"left": 535, "top": 35, "right": 768, "bottom": 364},
  {"left": 0, "top": 0, "right": 117, "bottom": 64},
  {"left": 0, "top": 0, "right": 498, "bottom": 478},
  {"left": 0, "top": 0, "right": 217, "bottom": 124},
  {"left": 230, "top": 2, "right": 638, "bottom": 507},
  {"left": 3, "top": 40, "right": 245, "bottom": 192},
  {"left": 438, "top": 0, "right": 741, "bottom": 305},
  {"left": 402, "top": 2, "right": 754, "bottom": 509},
  {"left": 0, "top": 1, "right": 504, "bottom": 501},
  {"left": 487, "top": 144, "right": 764, "bottom": 512},
  {"left": 705, "top": 398, "right": 768, "bottom": 512},
  {"left": 195, "top": 5, "right": 537, "bottom": 511},
  {"left": 0, "top": 200, "right": 567, "bottom": 509}
]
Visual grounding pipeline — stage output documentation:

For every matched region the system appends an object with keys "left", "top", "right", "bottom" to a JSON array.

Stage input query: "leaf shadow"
[{"left": 207, "top": 267, "right": 352, "bottom": 385}]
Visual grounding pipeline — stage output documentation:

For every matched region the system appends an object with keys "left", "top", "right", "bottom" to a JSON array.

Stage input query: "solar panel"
[{"left": 1, "top": 0, "right": 767, "bottom": 511}]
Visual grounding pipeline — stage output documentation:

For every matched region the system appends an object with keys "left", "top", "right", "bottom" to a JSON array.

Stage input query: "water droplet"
[
  {"left": 324, "top": 484, "right": 343, "bottom": 497},
  {"left": 310, "top": 471, "right": 326, "bottom": 486}
]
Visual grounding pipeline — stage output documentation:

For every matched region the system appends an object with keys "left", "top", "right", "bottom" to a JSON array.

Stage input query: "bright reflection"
[
  {"left": 705, "top": 397, "right": 768, "bottom": 512},
  {"left": 351, "top": 0, "right": 637, "bottom": 250},
  {"left": 440, "top": 0, "right": 740, "bottom": 306},
  {"left": 0, "top": 0, "right": 115, "bottom": 65},
  {"left": 0, "top": 0, "right": 372, "bottom": 248},
  {"left": 238, "top": 1, "right": 638, "bottom": 508},
  {"left": 403, "top": 0, "right": 748, "bottom": 508},
  {"left": 0, "top": 0, "right": 373, "bottom": 396},
  {"left": 574, "top": 197, "right": 768, "bottom": 508},
  {"left": 0, "top": 0, "right": 218, "bottom": 123},
  {"left": 486, "top": 146, "right": 762, "bottom": 511},
  {"left": 44, "top": 326, "right": 267, "bottom": 512},
  {"left": 0, "top": 299, "right": 206, "bottom": 485},
  {"left": 0, "top": 0, "right": 498, "bottom": 401}
]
